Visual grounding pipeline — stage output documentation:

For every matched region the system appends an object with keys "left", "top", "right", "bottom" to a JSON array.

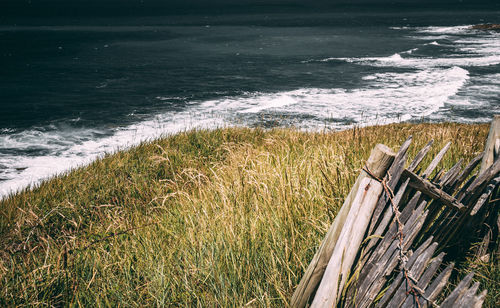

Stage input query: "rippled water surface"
[{"left": 1, "top": 9, "right": 499, "bottom": 196}]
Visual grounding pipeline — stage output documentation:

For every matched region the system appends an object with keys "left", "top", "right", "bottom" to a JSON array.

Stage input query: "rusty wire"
[{"left": 363, "top": 165, "right": 437, "bottom": 308}]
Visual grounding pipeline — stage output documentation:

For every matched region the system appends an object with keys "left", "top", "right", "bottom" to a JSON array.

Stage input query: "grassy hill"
[{"left": 0, "top": 123, "right": 497, "bottom": 306}]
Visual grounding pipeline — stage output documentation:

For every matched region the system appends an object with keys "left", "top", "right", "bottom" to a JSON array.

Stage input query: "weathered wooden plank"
[
  {"left": 422, "top": 142, "right": 451, "bottom": 178},
  {"left": 408, "top": 139, "right": 434, "bottom": 173},
  {"left": 344, "top": 195, "right": 426, "bottom": 307},
  {"left": 362, "top": 223, "right": 428, "bottom": 308},
  {"left": 421, "top": 263, "right": 454, "bottom": 308},
  {"left": 419, "top": 189, "right": 455, "bottom": 240},
  {"left": 364, "top": 179, "right": 410, "bottom": 254},
  {"left": 451, "top": 153, "right": 483, "bottom": 191},
  {"left": 417, "top": 159, "right": 464, "bottom": 241},
  {"left": 474, "top": 290, "right": 488, "bottom": 308},
  {"left": 460, "top": 157, "right": 500, "bottom": 203},
  {"left": 431, "top": 168, "right": 446, "bottom": 183},
  {"left": 439, "top": 168, "right": 499, "bottom": 248},
  {"left": 440, "top": 272, "right": 474, "bottom": 308},
  {"left": 369, "top": 153, "right": 408, "bottom": 235},
  {"left": 368, "top": 136, "right": 411, "bottom": 236},
  {"left": 384, "top": 242, "right": 438, "bottom": 308},
  {"left": 375, "top": 238, "right": 435, "bottom": 308},
  {"left": 438, "top": 173, "right": 499, "bottom": 247},
  {"left": 414, "top": 252, "right": 445, "bottom": 289},
  {"left": 471, "top": 175, "right": 500, "bottom": 215},
  {"left": 345, "top": 240, "right": 401, "bottom": 307},
  {"left": 454, "top": 174, "right": 477, "bottom": 201},
  {"left": 291, "top": 144, "right": 395, "bottom": 308},
  {"left": 401, "top": 252, "right": 445, "bottom": 308},
  {"left": 343, "top": 183, "right": 414, "bottom": 304},
  {"left": 402, "top": 169, "right": 465, "bottom": 211},
  {"left": 455, "top": 281, "right": 480, "bottom": 307},
  {"left": 368, "top": 199, "right": 427, "bottom": 274},
  {"left": 374, "top": 268, "right": 405, "bottom": 307},
  {"left": 357, "top": 199, "right": 426, "bottom": 292},
  {"left": 426, "top": 208, "right": 454, "bottom": 241},
  {"left": 348, "top": 239, "right": 399, "bottom": 305},
  {"left": 479, "top": 115, "right": 500, "bottom": 173},
  {"left": 473, "top": 231, "right": 491, "bottom": 262},
  {"left": 439, "top": 158, "right": 463, "bottom": 189},
  {"left": 311, "top": 177, "right": 384, "bottom": 308},
  {"left": 356, "top": 209, "right": 429, "bottom": 308}
]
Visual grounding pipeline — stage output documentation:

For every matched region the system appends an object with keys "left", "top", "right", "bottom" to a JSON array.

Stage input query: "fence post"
[
  {"left": 291, "top": 144, "right": 395, "bottom": 308},
  {"left": 479, "top": 115, "right": 500, "bottom": 174}
]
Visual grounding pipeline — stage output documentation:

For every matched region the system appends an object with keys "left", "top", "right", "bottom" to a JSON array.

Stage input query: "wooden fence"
[{"left": 292, "top": 116, "right": 500, "bottom": 308}]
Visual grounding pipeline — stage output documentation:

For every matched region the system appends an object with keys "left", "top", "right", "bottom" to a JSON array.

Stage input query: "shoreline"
[{"left": 0, "top": 121, "right": 489, "bottom": 201}]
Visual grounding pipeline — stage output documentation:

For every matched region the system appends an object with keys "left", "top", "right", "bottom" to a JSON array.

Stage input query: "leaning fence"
[{"left": 291, "top": 116, "right": 500, "bottom": 308}]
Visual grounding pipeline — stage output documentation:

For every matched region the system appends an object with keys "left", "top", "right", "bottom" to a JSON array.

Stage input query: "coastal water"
[{"left": 1, "top": 9, "right": 500, "bottom": 196}]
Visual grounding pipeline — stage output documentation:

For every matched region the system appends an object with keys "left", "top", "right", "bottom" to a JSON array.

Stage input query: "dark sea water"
[{"left": 1, "top": 9, "right": 500, "bottom": 196}]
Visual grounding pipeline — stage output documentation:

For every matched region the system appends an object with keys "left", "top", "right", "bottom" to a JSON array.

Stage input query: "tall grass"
[{"left": 0, "top": 123, "right": 496, "bottom": 306}]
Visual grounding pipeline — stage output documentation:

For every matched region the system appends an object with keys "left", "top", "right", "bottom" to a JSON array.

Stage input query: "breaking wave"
[{"left": 1, "top": 24, "right": 498, "bottom": 198}]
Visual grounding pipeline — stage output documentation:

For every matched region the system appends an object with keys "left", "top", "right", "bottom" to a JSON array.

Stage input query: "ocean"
[{"left": 1, "top": 8, "right": 499, "bottom": 197}]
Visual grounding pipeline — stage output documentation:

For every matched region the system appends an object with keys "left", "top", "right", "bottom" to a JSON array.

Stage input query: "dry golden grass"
[{"left": 0, "top": 123, "right": 497, "bottom": 306}]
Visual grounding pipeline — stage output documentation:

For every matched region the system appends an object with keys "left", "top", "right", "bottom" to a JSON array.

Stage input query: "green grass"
[{"left": 0, "top": 123, "right": 497, "bottom": 306}]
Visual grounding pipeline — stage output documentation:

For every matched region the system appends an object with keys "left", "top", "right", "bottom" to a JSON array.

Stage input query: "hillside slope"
[{"left": 0, "top": 123, "right": 497, "bottom": 306}]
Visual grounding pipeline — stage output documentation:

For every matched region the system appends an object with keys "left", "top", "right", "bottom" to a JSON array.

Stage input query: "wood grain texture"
[
  {"left": 291, "top": 144, "right": 395, "bottom": 308},
  {"left": 480, "top": 114, "right": 500, "bottom": 173},
  {"left": 311, "top": 178, "right": 384, "bottom": 307}
]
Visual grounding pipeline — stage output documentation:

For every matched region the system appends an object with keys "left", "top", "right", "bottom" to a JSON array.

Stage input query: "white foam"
[
  {"left": 411, "top": 35, "right": 452, "bottom": 40},
  {"left": 196, "top": 67, "right": 469, "bottom": 128},
  {"left": 400, "top": 25, "right": 500, "bottom": 57},
  {"left": 323, "top": 54, "right": 500, "bottom": 69},
  {"left": 415, "top": 25, "right": 472, "bottom": 34},
  {"left": 0, "top": 112, "right": 226, "bottom": 197},
  {"left": 403, "top": 47, "right": 419, "bottom": 54},
  {"left": 447, "top": 73, "right": 500, "bottom": 106},
  {"left": 3, "top": 23, "right": 497, "bottom": 198},
  {"left": 325, "top": 24, "right": 500, "bottom": 67},
  {"left": 224, "top": 93, "right": 297, "bottom": 114},
  {"left": 455, "top": 36, "right": 500, "bottom": 55},
  {"left": 0, "top": 66, "right": 471, "bottom": 198}
]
